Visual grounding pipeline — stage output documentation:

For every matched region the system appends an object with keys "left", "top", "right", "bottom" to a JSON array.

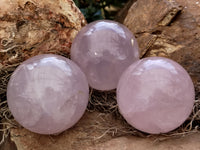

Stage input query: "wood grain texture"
[
  {"left": 121, "top": 0, "right": 200, "bottom": 93},
  {"left": 0, "top": 0, "right": 86, "bottom": 66}
]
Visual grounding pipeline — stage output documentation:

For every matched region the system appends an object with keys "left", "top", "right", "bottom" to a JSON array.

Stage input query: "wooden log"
[
  {"left": 119, "top": 0, "right": 200, "bottom": 93},
  {"left": 0, "top": 0, "right": 86, "bottom": 66}
]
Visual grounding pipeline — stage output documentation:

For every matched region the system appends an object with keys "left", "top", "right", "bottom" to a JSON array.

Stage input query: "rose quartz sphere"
[
  {"left": 117, "top": 57, "right": 195, "bottom": 134},
  {"left": 7, "top": 54, "right": 89, "bottom": 135},
  {"left": 71, "top": 20, "right": 139, "bottom": 91}
]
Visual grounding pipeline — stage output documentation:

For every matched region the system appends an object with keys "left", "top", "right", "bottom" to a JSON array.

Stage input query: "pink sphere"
[
  {"left": 117, "top": 57, "right": 195, "bottom": 134},
  {"left": 71, "top": 20, "right": 139, "bottom": 91},
  {"left": 7, "top": 54, "right": 89, "bottom": 134}
]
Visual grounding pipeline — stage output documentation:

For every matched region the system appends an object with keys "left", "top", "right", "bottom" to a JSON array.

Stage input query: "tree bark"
[
  {"left": 0, "top": 0, "right": 86, "bottom": 66},
  {"left": 118, "top": 0, "right": 200, "bottom": 94}
]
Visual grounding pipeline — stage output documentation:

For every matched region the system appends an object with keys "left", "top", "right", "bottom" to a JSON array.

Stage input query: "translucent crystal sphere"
[
  {"left": 71, "top": 20, "right": 139, "bottom": 91},
  {"left": 117, "top": 57, "right": 195, "bottom": 134},
  {"left": 7, "top": 54, "right": 89, "bottom": 135}
]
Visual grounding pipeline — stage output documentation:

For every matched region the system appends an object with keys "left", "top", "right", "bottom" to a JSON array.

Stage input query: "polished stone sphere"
[
  {"left": 71, "top": 20, "right": 139, "bottom": 91},
  {"left": 117, "top": 57, "right": 195, "bottom": 134},
  {"left": 7, "top": 54, "right": 89, "bottom": 134}
]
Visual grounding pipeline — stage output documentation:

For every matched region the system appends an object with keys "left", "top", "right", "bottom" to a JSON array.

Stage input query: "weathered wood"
[
  {"left": 86, "top": 134, "right": 200, "bottom": 150},
  {"left": 120, "top": 0, "right": 200, "bottom": 93},
  {"left": 123, "top": 0, "right": 182, "bottom": 34},
  {"left": 115, "top": 0, "right": 137, "bottom": 23},
  {"left": 0, "top": 0, "right": 86, "bottom": 66}
]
